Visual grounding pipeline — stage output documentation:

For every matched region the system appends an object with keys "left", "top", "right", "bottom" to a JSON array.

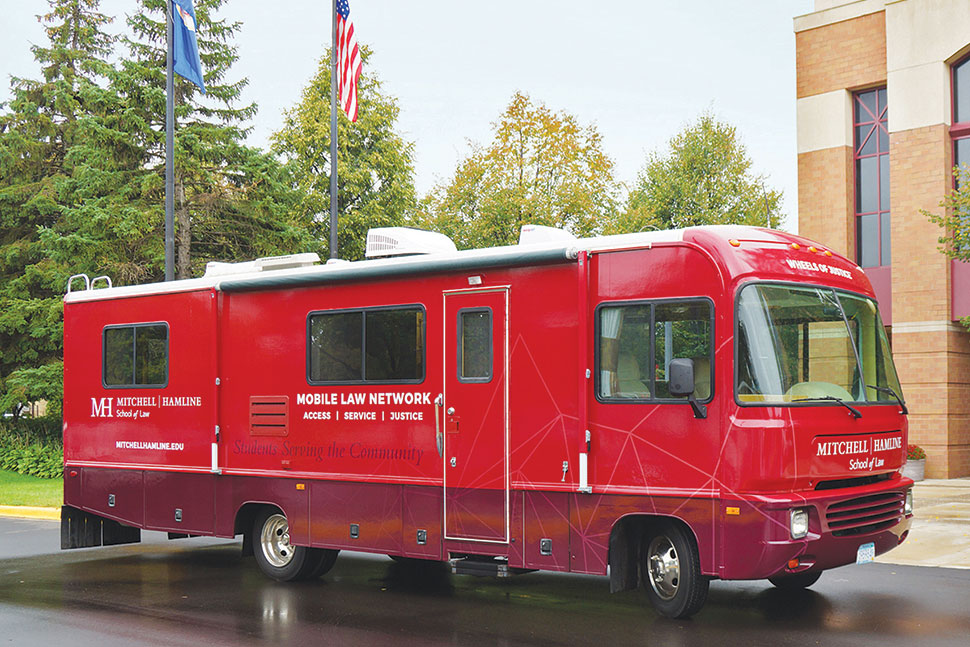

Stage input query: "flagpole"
[
  {"left": 165, "top": 1, "right": 175, "bottom": 281},
  {"left": 329, "top": 0, "right": 339, "bottom": 260}
]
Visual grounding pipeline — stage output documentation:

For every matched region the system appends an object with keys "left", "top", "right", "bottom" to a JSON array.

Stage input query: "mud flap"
[
  {"left": 609, "top": 521, "right": 639, "bottom": 593},
  {"left": 61, "top": 506, "right": 141, "bottom": 549}
]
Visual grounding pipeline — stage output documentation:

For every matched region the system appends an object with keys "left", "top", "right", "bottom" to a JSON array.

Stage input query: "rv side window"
[
  {"left": 458, "top": 308, "right": 492, "bottom": 382},
  {"left": 597, "top": 299, "right": 713, "bottom": 402},
  {"left": 308, "top": 306, "right": 425, "bottom": 384},
  {"left": 103, "top": 323, "right": 169, "bottom": 388}
]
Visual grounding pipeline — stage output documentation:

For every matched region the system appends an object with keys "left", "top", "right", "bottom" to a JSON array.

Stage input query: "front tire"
[
  {"left": 641, "top": 521, "right": 709, "bottom": 619},
  {"left": 768, "top": 570, "right": 821, "bottom": 589},
  {"left": 252, "top": 509, "right": 324, "bottom": 581}
]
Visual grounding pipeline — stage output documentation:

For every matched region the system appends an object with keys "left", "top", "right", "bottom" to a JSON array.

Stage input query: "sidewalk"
[
  {"left": 875, "top": 477, "right": 970, "bottom": 569},
  {"left": 2, "top": 478, "right": 968, "bottom": 568}
]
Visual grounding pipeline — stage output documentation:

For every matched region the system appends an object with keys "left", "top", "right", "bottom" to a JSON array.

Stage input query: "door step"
[{"left": 450, "top": 557, "right": 536, "bottom": 577}]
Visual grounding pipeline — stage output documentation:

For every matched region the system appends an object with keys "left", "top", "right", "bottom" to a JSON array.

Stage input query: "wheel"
[
  {"left": 307, "top": 547, "right": 339, "bottom": 578},
  {"left": 768, "top": 570, "right": 822, "bottom": 589},
  {"left": 252, "top": 509, "right": 321, "bottom": 581},
  {"left": 641, "top": 521, "right": 709, "bottom": 619}
]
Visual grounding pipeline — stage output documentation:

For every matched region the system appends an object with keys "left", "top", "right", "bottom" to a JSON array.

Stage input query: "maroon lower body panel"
[{"left": 67, "top": 466, "right": 912, "bottom": 582}]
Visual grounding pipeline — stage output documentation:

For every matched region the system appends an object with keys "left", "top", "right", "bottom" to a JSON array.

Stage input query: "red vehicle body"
[{"left": 61, "top": 225, "right": 913, "bottom": 618}]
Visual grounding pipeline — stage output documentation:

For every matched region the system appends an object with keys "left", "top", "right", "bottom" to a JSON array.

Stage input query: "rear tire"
[
  {"left": 768, "top": 570, "right": 822, "bottom": 589},
  {"left": 641, "top": 521, "right": 709, "bottom": 619},
  {"left": 252, "top": 509, "right": 321, "bottom": 581}
]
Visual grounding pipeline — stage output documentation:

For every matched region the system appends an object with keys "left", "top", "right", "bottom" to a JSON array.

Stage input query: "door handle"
[{"left": 434, "top": 393, "right": 443, "bottom": 457}]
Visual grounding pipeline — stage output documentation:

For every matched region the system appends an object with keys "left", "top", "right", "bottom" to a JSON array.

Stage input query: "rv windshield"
[{"left": 736, "top": 283, "right": 902, "bottom": 405}]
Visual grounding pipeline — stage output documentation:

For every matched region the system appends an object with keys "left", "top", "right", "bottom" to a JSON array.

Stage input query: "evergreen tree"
[
  {"left": 114, "top": 0, "right": 309, "bottom": 279},
  {"left": 0, "top": 0, "right": 117, "bottom": 417},
  {"left": 272, "top": 47, "right": 417, "bottom": 261}
]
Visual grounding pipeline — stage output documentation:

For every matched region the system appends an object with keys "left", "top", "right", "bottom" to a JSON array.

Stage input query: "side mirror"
[
  {"left": 668, "top": 358, "right": 695, "bottom": 397},
  {"left": 668, "top": 358, "right": 707, "bottom": 419}
]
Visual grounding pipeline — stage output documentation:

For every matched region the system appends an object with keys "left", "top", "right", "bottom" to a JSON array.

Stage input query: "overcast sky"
[{"left": 1, "top": 1, "right": 815, "bottom": 232}]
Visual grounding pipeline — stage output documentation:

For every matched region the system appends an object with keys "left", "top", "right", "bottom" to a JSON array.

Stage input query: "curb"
[{"left": 0, "top": 505, "right": 60, "bottom": 521}]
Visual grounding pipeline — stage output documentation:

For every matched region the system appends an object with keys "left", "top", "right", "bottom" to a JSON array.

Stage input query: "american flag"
[{"left": 336, "top": 0, "right": 362, "bottom": 122}]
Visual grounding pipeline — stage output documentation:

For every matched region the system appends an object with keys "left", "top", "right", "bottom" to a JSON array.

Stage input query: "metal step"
[{"left": 450, "top": 558, "right": 511, "bottom": 577}]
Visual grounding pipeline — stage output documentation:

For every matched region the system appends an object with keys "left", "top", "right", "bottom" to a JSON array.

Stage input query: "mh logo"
[{"left": 91, "top": 397, "right": 114, "bottom": 418}]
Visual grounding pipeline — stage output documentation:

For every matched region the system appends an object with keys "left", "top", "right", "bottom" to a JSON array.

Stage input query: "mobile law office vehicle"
[{"left": 61, "top": 224, "right": 913, "bottom": 618}]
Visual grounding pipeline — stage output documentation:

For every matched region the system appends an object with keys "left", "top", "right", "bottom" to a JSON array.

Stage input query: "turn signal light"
[{"left": 788, "top": 558, "right": 800, "bottom": 570}]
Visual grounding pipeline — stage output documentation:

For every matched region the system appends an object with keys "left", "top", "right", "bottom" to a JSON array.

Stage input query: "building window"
[
  {"left": 103, "top": 323, "right": 169, "bottom": 388},
  {"left": 854, "top": 88, "right": 890, "bottom": 268},
  {"left": 596, "top": 299, "right": 713, "bottom": 402},
  {"left": 952, "top": 56, "right": 970, "bottom": 178},
  {"left": 307, "top": 306, "right": 425, "bottom": 384}
]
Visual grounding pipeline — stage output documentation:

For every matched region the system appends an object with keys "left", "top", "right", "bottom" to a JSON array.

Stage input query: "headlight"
[
  {"left": 790, "top": 508, "right": 809, "bottom": 539},
  {"left": 904, "top": 489, "right": 913, "bottom": 515}
]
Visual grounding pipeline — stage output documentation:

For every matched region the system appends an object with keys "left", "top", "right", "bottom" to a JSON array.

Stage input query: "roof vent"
[
  {"left": 519, "top": 224, "right": 576, "bottom": 245},
  {"left": 365, "top": 227, "right": 457, "bottom": 258},
  {"left": 204, "top": 252, "right": 320, "bottom": 277}
]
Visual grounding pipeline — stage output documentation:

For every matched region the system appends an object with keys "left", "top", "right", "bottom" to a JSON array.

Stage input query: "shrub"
[
  {"left": 907, "top": 444, "right": 926, "bottom": 461},
  {"left": 0, "top": 431, "right": 63, "bottom": 479}
]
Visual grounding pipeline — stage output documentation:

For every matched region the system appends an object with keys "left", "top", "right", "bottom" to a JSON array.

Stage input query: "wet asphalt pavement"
[{"left": 1, "top": 518, "right": 968, "bottom": 646}]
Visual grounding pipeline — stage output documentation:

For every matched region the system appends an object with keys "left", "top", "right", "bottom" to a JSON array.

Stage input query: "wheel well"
[
  {"left": 608, "top": 515, "right": 699, "bottom": 593},
  {"left": 235, "top": 503, "right": 281, "bottom": 557}
]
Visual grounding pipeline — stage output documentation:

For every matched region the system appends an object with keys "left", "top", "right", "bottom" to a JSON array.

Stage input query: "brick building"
[{"left": 794, "top": 0, "right": 970, "bottom": 477}]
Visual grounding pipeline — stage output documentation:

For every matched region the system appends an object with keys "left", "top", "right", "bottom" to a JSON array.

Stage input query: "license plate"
[{"left": 856, "top": 542, "right": 875, "bottom": 564}]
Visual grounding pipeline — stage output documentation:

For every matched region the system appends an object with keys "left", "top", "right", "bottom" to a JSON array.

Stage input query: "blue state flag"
[{"left": 172, "top": 0, "right": 206, "bottom": 93}]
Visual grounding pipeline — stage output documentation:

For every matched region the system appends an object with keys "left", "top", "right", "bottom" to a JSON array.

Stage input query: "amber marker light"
[
  {"left": 824, "top": 251, "right": 833, "bottom": 257},
  {"left": 808, "top": 246, "right": 818, "bottom": 253},
  {"left": 728, "top": 239, "right": 741, "bottom": 247},
  {"left": 296, "top": 483, "right": 306, "bottom": 490},
  {"left": 790, "top": 243, "right": 800, "bottom": 250}
]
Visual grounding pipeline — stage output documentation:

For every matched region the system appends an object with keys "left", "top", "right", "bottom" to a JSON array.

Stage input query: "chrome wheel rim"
[
  {"left": 647, "top": 535, "right": 680, "bottom": 601},
  {"left": 260, "top": 514, "right": 293, "bottom": 568}
]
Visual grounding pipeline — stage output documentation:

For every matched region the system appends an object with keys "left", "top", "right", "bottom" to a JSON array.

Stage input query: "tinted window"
[
  {"left": 308, "top": 307, "right": 424, "bottom": 383},
  {"left": 458, "top": 309, "right": 492, "bottom": 382},
  {"left": 103, "top": 324, "right": 168, "bottom": 387},
  {"left": 597, "top": 300, "right": 712, "bottom": 401}
]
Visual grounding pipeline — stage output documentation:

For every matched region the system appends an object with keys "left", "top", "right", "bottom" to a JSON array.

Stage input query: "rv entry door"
[{"left": 442, "top": 287, "right": 509, "bottom": 543}]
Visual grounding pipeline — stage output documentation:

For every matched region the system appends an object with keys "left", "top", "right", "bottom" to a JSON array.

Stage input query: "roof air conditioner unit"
[
  {"left": 204, "top": 252, "right": 320, "bottom": 277},
  {"left": 519, "top": 224, "right": 576, "bottom": 245},
  {"left": 365, "top": 228, "right": 457, "bottom": 258}
]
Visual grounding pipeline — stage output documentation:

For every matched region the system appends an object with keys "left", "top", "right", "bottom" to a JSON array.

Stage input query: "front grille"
[
  {"left": 825, "top": 492, "right": 904, "bottom": 537},
  {"left": 815, "top": 473, "right": 891, "bottom": 491}
]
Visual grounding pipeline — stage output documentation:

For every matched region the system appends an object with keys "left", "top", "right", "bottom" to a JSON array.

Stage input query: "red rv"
[{"left": 61, "top": 225, "right": 913, "bottom": 618}]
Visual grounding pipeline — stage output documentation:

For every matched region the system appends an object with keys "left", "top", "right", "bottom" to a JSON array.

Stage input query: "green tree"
[
  {"left": 924, "top": 166, "right": 970, "bottom": 329},
  {"left": 110, "top": 0, "right": 310, "bottom": 279},
  {"left": 612, "top": 112, "right": 783, "bottom": 233},
  {"left": 272, "top": 47, "right": 417, "bottom": 261},
  {"left": 0, "top": 0, "right": 117, "bottom": 417},
  {"left": 420, "top": 92, "right": 619, "bottom": 249}
]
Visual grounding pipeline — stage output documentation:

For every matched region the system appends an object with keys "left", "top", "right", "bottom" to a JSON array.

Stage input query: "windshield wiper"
[
  {"left": 792, "top": 396, "right": 862, "bottom": 419},
  {"left": 866, "top": 385, "right": 908, "bottom": 415}
]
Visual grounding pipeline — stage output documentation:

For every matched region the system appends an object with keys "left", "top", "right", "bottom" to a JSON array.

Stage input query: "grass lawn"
[{"left": 0, "top": 470, "right": 62, "bottom": 507}]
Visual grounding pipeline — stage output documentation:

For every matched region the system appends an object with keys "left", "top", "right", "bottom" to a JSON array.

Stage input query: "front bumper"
[{"left": 718, "top": 475, "right": 913, "bottom": 580}]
